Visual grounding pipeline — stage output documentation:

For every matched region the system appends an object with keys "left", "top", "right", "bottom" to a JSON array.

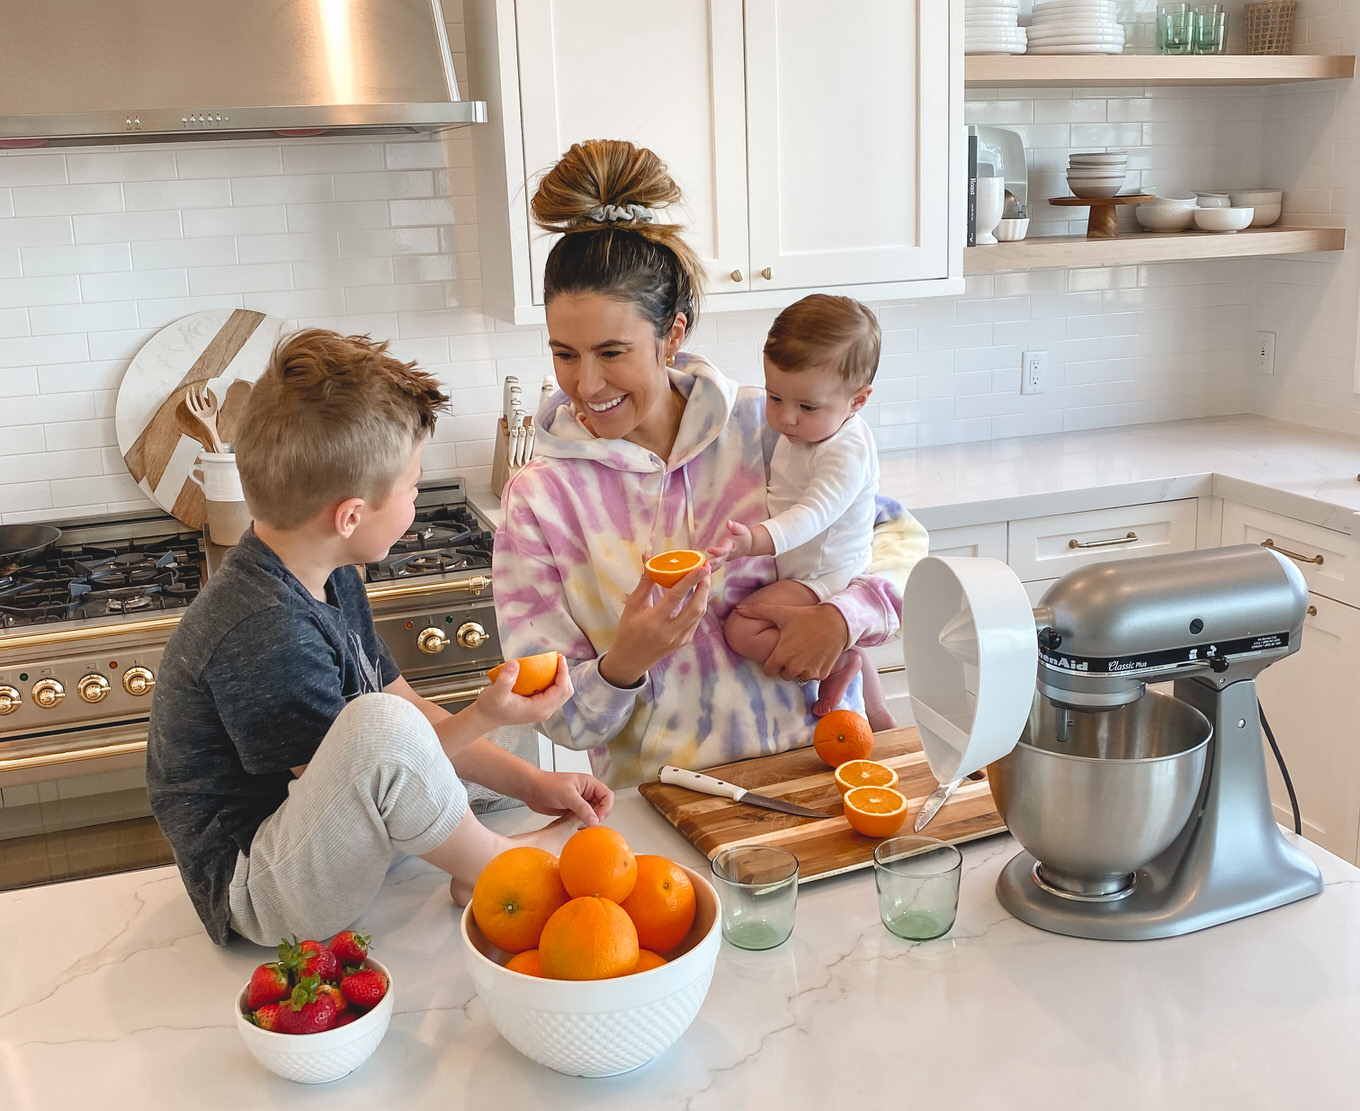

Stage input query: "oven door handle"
[{"left": 422, "top": 678, "right": 490, "bottom": 709}]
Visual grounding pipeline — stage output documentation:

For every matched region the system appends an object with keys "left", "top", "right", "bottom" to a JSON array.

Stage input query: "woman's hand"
[
  {"left": 737, "top": 598, "right": 851, "bottom": 682},
  {"left": 598, "top": 566, "right": 711, "bottom": 688},
  {"left": 473, "top": 655, "right": 574, "bottom": 729},
  {"left": 521, "top": 769, "right": 615, "bottom": 827}
]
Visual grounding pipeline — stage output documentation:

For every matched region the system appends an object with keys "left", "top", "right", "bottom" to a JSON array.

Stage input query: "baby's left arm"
[{"left": 708, "top": 518, "right": 774, "bottom": 567}]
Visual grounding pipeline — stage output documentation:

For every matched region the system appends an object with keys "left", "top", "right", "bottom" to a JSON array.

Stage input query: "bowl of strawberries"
[{"left": 235, "top": 931, "right": 394, "bottom": 1084}]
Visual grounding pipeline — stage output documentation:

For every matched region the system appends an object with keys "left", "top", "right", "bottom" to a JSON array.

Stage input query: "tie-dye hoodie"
[{"left": 493, "top": 352, "right": 926, "bottom": 787}]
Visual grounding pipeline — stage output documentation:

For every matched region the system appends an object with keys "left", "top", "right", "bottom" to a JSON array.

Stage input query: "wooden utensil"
[
  {"left": 185, "top": 382, "right": 226, "bottom": 453},
  {"left": 174, "top": 388, "right": 215, "bottom": 452},
  {"left": 215, "top": 379, "right": 254, "bottom": 445},
  {"left": 638, "top": 726, "right": 1006, "bottom": 882}
]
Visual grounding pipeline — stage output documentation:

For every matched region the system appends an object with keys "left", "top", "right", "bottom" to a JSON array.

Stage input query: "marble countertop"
[
  {"left": 3, "top": 792, "right": 1359, "bottom": 1110},
  {"left": 468, "top": 416, "right": 1360, "bottom": 535}
]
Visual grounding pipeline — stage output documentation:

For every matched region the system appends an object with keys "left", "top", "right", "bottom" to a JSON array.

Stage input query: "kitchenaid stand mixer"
[{"left": 903, "top": 544, "right": 1324, "bottom": 942}]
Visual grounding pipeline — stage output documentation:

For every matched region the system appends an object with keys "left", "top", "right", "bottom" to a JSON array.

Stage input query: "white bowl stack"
[
  {"left": 965, "top": 0, "right": 1026, "bottom": 55},
  {"left": 1025, "top": 0, "right": 1124, "bottom": 54},
  {"left": 1067, "top": 150, "right": 1128, "bottom": 198}
]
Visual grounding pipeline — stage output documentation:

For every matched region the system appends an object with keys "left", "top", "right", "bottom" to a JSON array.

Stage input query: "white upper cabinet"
[{"left": 465, "top": 0, "right": 962, "bottom": 324}]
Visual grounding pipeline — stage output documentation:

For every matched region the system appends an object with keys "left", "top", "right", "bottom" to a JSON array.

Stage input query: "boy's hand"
[
  {"left": 477, "top": 654, "right": 573, "bottom": 727},
  {"left": 522, "top": 770, "right": 615, "bottom": 827}
]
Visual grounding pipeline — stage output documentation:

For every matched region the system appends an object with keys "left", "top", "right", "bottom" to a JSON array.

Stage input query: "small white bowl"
[
  {"left": 1068, "top": 178, "right": 1126, "bottom": 199},
  {"left": 462, "top": 864, "right": 722, "bottom": 1077},
  {"left": 235, "top": 957, "right": 394, "bottom": 1084},
  {"left": 1196, "top": 193, "right": 1231, "bottom": 208},
  {"left": 994, "top": 217, "right": 1030, "bottom": 241},
  {"left": 1136, "top": 204, "right": 1196, "bottom": 231},
  {"left": 1193, "top": 206, "right": 1254, "bottom": 233},
  {"left": 1230, "top": 190, "right": 1283, "bottom": 226}
]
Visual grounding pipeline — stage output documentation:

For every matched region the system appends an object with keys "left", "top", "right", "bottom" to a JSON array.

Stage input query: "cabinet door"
[
  {"left": 1254, "top": 594, "right": 1360, "bottom": 865},
  {"left": 511, "top": 0, "right": 749, "bottom": 306},
  {"left": 741, "top": 0, "right": 954, "bottom": 290}
]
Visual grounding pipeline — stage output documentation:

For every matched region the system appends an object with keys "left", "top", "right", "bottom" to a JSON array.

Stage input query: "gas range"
[{"left": 0, "top": 479, "right": 502, "bottom": 786}]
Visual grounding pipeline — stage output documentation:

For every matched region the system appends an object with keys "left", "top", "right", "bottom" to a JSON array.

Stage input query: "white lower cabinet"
[{"left": 1220, "top": 502, "right": 1360, "bottom": 864}]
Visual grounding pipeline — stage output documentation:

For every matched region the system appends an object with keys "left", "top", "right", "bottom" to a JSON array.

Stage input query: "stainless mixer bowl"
[{"left": 989, "top": 690, "right": 1211, "bottom": 898}]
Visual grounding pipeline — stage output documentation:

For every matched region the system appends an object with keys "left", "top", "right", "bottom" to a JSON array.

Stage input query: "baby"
[{"left": 709, "top": 294, "right": 893, "bottom": 729}]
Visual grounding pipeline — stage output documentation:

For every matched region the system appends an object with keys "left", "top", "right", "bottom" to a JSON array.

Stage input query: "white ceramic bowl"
[
  {"left": 1135, "top": 204, "right": 1195, "bottom": 231},
  {"left": 462, "top": 864, "right": 722, "bottom": 1077},
  {"left": 1196, "top": 193, "right": 1231, "bottom": 208},
  {"left": 1067, "top": 175, "right": 1126, "bottom": 198},
  {"left": 994, "top": 217, "right": 1030, "bottom": 241},
  {"left": 1193, "top": 206, "right": 1254, "bottom": 232},
  {"left": 1230, "top": 190, "right": 1283, "bottom": 226},
  {"left": 235, "top": 957, "right": 394, "bottom": 1084}
]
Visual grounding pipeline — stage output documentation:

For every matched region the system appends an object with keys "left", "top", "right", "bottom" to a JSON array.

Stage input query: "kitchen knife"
[
  {"left": 659, "top": 765, "right": 830, "bottom": 819},
  {"left": 502, "top": 375, "right": 518, "bottom": 424}
]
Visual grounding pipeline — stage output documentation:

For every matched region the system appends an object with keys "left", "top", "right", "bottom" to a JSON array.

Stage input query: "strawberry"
[
  {"left": 297, "top": 939, "right": 341, "bottom": 982},
  {"left": 339, "top": 967, "right": 388, "bottom": 1011},
  {"left": 333, "top": 1010, "right": 360, "bottom": 1028},
  {"left": 276, "top": 977, "right": 339, "bottom": 1035},
  {"left": 329, "top": 929, "right": 370, "bottom": 967},
  {"left": 246, "top": 961, "right": 292, "bottom": 1010},
  {"left": 249, "top": 1001, "right": 286, "bottom": 1031},
  {"left": 316, "top": 981, "right": 348, "bottom": 1016}
]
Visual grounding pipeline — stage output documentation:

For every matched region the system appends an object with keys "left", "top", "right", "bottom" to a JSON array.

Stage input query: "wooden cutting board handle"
[{"left": 123, "top": 309, "right": 267, "bottom": 487}]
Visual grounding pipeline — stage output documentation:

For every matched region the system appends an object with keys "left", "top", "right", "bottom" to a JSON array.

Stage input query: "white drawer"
[
  {"left": 925, "top": 521, "right": 1007, "bottom": 560},
  {"left": 1007, "top": 499, "right": 1198, "bottom": 583},
  {"left": 1220, "top": 502, "right": 1358, "bottom": 607}
]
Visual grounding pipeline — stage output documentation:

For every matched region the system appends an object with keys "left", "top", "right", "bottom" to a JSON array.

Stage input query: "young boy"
[
  {"left": 146, "top": 329, "right": 612, "bottom": 946},
  {"left": 708, "top": 295, "right": 894, "bottom": 729}
]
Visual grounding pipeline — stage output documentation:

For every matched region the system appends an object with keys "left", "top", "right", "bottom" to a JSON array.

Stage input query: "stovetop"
[{"left": 0, "top": 479, "right": 494, "bottom": 634}]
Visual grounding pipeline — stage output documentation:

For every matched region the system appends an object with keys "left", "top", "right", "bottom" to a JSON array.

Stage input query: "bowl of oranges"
[{"left": 461, "top": 827, "right": 721, "bottom": 1077}]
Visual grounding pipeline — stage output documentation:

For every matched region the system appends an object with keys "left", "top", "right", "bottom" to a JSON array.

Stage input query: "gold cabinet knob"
[
  {"left": 456, "top": 622, "right": 489, "bottom": 649},
  {"left": 418, "top": 627, "right": 450, "bottom": 655},
  {"left": 78, "top": 674, "right": 111, "bottom": 704},
  {"left": 730, "top": 269, "right": 744, "bottom": 282},
  {"left": 760, "top": 266, "right": 773, "bottom": 280},
  {"left": 33, "top": 678, "right": 65, "bottom": 709},
  {"left": 123, "top": 666, "right": 156, "bottom": 697},
  {"left": 0, "top": 685, "right": 20, "bottom": 715}
]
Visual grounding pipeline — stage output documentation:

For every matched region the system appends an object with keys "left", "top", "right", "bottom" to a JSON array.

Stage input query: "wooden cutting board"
[
  {"left": 115, "top": 308, "right": 283, "bottom": 529},
  {"left": 638, "top": 726, "right": 1007, "bottom": 882}
]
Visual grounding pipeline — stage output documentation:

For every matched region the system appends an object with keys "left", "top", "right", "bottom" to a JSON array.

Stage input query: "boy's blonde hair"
[
  {"left": 235, "top": 329, "right": 449, "bottom": 529},
  {"left": 763, "top": 294, "right": 881, "bottom": 390}
]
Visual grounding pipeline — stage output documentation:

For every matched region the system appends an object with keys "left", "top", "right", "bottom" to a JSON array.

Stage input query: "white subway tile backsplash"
[
  {"left": 30, "top": 301, "right": 139, "bottom": 336},
  {"left": 285, "top": 200, "right": 389, "bottom": 232},
  {"left": 12, "top": 183, "right": 123, "bottom": 218},
  {"left": 233, "top": 174, "right": 336, "bottom": 206},
  {"left": 183, "top": 205, "right": 287, "bottom": 237},
  {"left": 0, "top": 215, "right": 74, "bottom": 249},
  {"left": 67, "top": 149, "right": 178, "bottom": 184},
  {"left": 292, "top": 257, "right": 393, "bottom": 289},
  {"left": 82, "top": 269, "right": 188, "bottom": 303},
  {"left": 132, "top": 237, "right": 238, "bottom": 270},
  {"left": 124, "top": 179, "right": 233, "bottom": 211},
  {"left": 175, "top": 146, "right": 284, "bottom": 179},
  {"left": 187, "top": 263, "right": 293, "bottom": 297},
  {"left": 0, "top": 154, "right": 67, "bottom": 187},
  {"left": 237, "top": 231, "right": 339, "bottom": 264},
  {"left": 335, "top": 171, "right": 436, "bottom": 201},
  {"left": 74, "top": 210, "right": 181, "bottom": 244}
]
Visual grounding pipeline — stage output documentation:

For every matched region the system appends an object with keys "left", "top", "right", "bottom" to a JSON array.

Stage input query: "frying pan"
[{"left": 0, "top": 523, "right": 62, "bottom": 573}]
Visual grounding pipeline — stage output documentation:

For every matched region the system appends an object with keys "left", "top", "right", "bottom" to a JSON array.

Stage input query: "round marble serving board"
[{"left": 115, "top": 308, "right": 283, "bottom": 529}]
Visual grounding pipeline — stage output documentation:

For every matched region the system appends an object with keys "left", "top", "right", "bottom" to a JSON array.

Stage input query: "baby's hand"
[{"left": 707, "top": 519, "right": 752, "bottom": 569}]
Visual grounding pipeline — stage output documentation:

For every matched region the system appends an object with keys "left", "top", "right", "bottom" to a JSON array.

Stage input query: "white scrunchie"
[{"left": 585, "top": 203, "right": 655, "bottom": 224}]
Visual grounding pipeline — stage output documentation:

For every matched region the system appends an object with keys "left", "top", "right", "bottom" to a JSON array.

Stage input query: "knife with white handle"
[
  {"left": 659, "top": 765, "right": 829, "bottom": 818},
  {"left": 502, "top": 375, "right": 518, "bottom": 423},
  {"left": 510, "top": 408, "right": 525, "bottom": 465}
]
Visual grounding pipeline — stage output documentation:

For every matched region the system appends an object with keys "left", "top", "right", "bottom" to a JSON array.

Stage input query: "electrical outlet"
[
  {"left": 1257, "top": 330, "right": 1276, "bottom": 374},
  {"left": 1022, "top": 350, "right": 1046, "bottom": 394}
]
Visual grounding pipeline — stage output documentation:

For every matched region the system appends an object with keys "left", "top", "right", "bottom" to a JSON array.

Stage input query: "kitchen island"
[{"left": 2, "top": 790, "right": 1358, "bottom": 1110}]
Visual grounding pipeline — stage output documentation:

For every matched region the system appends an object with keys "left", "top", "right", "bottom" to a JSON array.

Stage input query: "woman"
[{"left": 493, "top": 139, "right": 927, "bottom": 787}]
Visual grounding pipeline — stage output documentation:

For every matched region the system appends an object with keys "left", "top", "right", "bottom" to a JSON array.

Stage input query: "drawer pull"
[
  {"left": 1069, "top": 532, "right": 1137, "bottom": 550},
  {"left": 1261, "top": 538, "right": 1324, "bottom": 566}
]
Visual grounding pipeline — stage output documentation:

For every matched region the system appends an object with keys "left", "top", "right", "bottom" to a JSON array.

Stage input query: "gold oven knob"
[
  {"left": 78, "top": 674, "right": 112, "bottom": 703},
  {"left": 456, "top": 622, "right": 489, "bottom": 649},
  {"left": 33, "top": 678, "right": 65, "bottom": 709},
  {"left": 418, "top": 627, "right": 450, "bottom": 655},
  {"left": 0, "top": 686, "right": 20, "bottom": 715},
  {"left": 123, "top": 666, "right": 155, "bottom": 697}
]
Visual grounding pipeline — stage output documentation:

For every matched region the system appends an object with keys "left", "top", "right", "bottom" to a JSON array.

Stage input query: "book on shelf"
[{"left": 967, "top": 130, "right": 978, "bottom": 247}]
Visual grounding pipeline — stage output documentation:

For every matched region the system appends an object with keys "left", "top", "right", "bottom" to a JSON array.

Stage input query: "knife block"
[{"left": 491, "top": 415, "right": 534, "bottom": 497}]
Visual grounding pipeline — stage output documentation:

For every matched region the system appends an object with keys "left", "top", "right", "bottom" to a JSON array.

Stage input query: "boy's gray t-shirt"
[{"left": 146, "top": 529, "right": 398, "bottom": 943}]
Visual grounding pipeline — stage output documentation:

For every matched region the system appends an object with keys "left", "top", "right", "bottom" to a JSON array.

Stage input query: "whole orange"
[
  {"left": 486, "top": 651, "right": 562, "bottom": 696},
  {"left": 538, "top": 896, "right": 640, "bottom": 980},
  {"left": 645, "top": 549, "right": 707, "bottom": 588},
  {"left": 619, "top": 854, "right": 698, "bottom": 955},
  {"left": 813, "top": 709, "right": 875, "bottom": 768},
  {"left": 634, "top": 950, "right": 668, "bottom": 972},
  {"left": 559, "top": 825, "right": 638, "bottom": 902},
  {"left": 843, "top": 785, "right": 909, "bottom": 839},
  {"left": 470, "top": 846, "right": 569, "bottom": 953},
  {"left": 505, "top": 949, "right": 545, "bottom": 977}
]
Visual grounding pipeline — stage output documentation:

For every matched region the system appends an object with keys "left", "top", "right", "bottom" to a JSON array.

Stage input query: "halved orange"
[
  {"left": 843, "top": 785, "right": 909, "bottom": 839},
  {"left": 487, "top": 651, "right": 562, "bottom": 695},
  {"left": 645, "top": 549, "right": 707, "bottom": 588},
  {"left": 833, "top": 759, "right": 899, "bottom": 796}
]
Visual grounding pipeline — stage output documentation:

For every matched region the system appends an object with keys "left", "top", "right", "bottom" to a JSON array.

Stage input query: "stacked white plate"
[
  {"left": 965, "top": 0, "right": 1027, "bottom": 55},
  {"left": 1025, "top": 0, "right": 1124, "bottom": 54},
  {"left": 1067, "top": 150, "right": 1128, "bottom": 198}
]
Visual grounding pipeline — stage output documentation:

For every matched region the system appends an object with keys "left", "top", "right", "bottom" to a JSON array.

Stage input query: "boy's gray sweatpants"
[{"left": 227, "top": 692, "right": 467, "bottom": 945}]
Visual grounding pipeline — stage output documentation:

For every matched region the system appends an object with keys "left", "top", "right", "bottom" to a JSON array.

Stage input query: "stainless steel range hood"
[{"left": 0, "top": 0, "right": 485, "bottom": 148}]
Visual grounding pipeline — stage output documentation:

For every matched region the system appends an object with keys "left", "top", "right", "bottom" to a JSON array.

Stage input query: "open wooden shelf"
[
  {"left": 965, "top": 54, "right": 1355, "bottom": 88},
  {"left": 963, "top": 226, "right": 1347, "bottom": 274}
]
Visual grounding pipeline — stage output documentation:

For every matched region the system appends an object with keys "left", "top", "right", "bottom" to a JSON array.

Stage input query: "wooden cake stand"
[{"left": 1050, "top": 194, "right": 1154, "bottom": 239}]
